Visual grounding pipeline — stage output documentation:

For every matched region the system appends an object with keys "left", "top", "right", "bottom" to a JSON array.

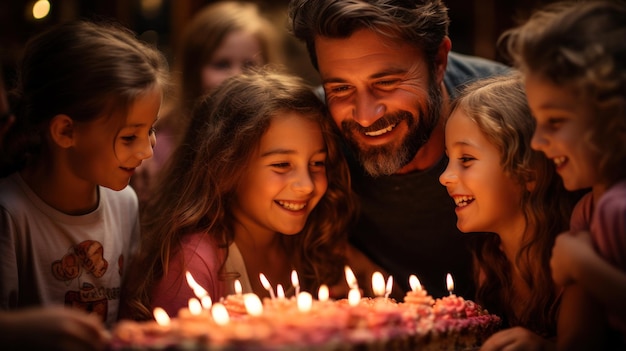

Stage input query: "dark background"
[{"left": 0, "top": 0, "right": 559, "bottom": 88}]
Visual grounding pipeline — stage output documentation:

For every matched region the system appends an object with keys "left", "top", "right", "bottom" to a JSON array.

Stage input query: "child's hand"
[
  {"left": 550, "top": 231, "right": 595, "bottom": 286},
  {"left": 479, "top": 326, "right": 553, "bottom": 351},
  {"left": 0, "top": 306, "right": 110, "bottom": 351}
]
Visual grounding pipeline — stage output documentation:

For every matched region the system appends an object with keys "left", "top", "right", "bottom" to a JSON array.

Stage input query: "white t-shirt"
[{"left": 0, "top": 172, "right": 140, "bottom": 327}]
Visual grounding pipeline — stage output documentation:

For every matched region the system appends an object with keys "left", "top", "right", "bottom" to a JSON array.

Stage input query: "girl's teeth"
[
  {"left": 454, "top": 196, "right": 475, "bottom": 207},
  {"left": 277, "top": 201, "right": 306, "bottom": 211},
  {"left": 553, "top": 156, "right": 567, "bottom": 166}
]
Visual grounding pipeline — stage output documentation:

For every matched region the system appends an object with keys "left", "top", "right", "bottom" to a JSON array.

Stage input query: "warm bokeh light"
[{"left": 32, "top": 0, "right": 51, "bottom": 20}]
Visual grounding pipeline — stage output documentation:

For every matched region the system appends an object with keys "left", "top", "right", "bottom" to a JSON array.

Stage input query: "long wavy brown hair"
[
  {"left": 450, "top": 73, "right": 577, "bottom": 337},
  {"left": 123, "top": 67, "right": 356, "bottom": 320}
]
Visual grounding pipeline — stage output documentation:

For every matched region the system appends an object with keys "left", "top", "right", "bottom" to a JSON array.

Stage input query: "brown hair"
[
  {"left": 125, "top": 67, "right": 355, "bottom": 319},
  {"left": 501, "top": 0, "right": 626, "bottom": 187},
  {"left": 2, "top": 20, "right": 169, "bottom": 176},
  {"left": 288, "top": 0, "right": 449, "bottom": 72},
  {"left": 450, "top": 73, "right": 575, "bottom": 336}
]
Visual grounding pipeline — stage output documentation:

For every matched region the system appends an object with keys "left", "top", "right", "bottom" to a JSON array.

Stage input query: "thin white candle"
[
  {"left": 344, "top": 266, "right": 357, "bottom": 289},
  {"left": 276, "top": 284, "right": 285, "bottom": 299},
  {"left": 234, "top": 279, "right": 243, "bottom": 295},
  {"left": 259, "top": 273, "right": 276, "bottom": 299},
  {"left": 385, "top": 275, "right": 393, "bottom": 299},
  {"left": 185, "top": 271, "right": 208, "bottom": 298},
  {"left": 291, "top": 270, "right": 300, "bottom": 296},
  {"left": 201, "top": 295, "right": 213, "bottom": 309}
]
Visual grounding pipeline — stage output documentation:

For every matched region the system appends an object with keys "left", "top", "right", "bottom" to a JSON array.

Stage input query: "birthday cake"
[{"left": 109, "top": 272, "right": 502, "bottom": 350}]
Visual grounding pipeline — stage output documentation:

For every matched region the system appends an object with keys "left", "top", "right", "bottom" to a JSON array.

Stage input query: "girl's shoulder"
[{"left": 596, "top": 180, "right": 626, "bottom": 213}]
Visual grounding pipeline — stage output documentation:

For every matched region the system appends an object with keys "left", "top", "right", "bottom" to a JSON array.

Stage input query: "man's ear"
[
  {"left": 49, "top": 114, "right": 75, "bottom": 148},
  {"left": 435, "top": 36, "right": 452, "bottom": 84}
]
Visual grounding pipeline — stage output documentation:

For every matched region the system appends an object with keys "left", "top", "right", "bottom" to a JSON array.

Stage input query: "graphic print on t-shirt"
[{"left": 51, "top": 240, "right": 110, "bottom": 320}]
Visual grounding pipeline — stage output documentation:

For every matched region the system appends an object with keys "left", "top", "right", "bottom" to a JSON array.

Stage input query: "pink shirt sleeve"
[
  {"left": 592, "top": 180, "right": 626, "bottom": 271},
  {"left": 150, "top": 232, "right": 227, "bottom": 317}
]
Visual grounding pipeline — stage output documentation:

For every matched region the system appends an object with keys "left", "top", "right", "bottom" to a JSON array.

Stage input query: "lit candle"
[
  {"left": 188, "top": 298, "right": 203, "bottom": 316},
  {"left": 201, "top": 295, "right": 212, "bottom": 310},
  {"left": 385, "top": 275, "right": 393, "bottom": 299},
  {"left": 185, "top": 271, "right": 208, "bottom": 298},
  {"left": 318, "top": 284, "right": 329, "bottom": 302},
  {"left": 344, "top": 266, "right": 358, "bottom": 289},
  {"left": 291, "top": 270, "right": 300, "bottom": 296},
  {"left": 243, "top": 293, "right": 264, "bottom": 316},
  {"left": 372, "top": 271, "right": 385, "bottom": 297},
  {"left": 276, "top": 284, "right": 285, "bottom": 299},
  {"left": 259, "top": 273, "right": 276, "bottom": 300},
  {"left": 153, "top": 307, "right": 171, "bottom": 327},
  {"left": 348, "top": 288, "right": 361, "bottom": 307},
  {"left": 234, "top": 279, "right": 243, "bottom": 295},
  {"left": 297, "top": 291, "right": 313, "bottom": 313},
  {"left": 409, "top": 274, "right": 422, "bottom": 292},
  {"left": 446, "top": 273, "right": 455, "bottom": 296},
  {"left": 211, "top": 302, "right": 230, "bottom": 326}
]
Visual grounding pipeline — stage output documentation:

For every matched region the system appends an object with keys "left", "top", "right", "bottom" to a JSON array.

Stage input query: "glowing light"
[
  {"left": 243, "top": 293, "right": 263, "bottom": 316},
  {"left": 291, "top": 270, "right": 300, "bottom": 295},
  {"left": 185, "top": 271, "right": 208, "bottom": 298},
  {"left": 318, "top": 284, "right": 329, "bottom": 302},
  {"left": 385, "top": 275, "right": 393, "bottom": 299},
  {"left": 32, "top": 0, "right": 50, "bottom": 20},
  {"left": 344, "top": 266, "right": 357, "bottom": 289},
  {"left": 372, "top": 272, "right": 385, "bottom": 297},
  {"left": 188, "top": 298, "right": 202, "bottom": 315},
  {"left": 297, "top": 292, "right": 313, "bottom": 312},
  {"left": 409, "top": 275, "right": 422, "bottom": 292},
  {"left": 259, "top": 273, "right": 276, "bottom": 299},
  {"left": 234, "top": 280, "right": 242, "bottom": 295},
  {"left": 211, "top": 303, "right": 229, "bottom": 325},
  {"left": 276, "top": 284, "right": 285, "bottom": 299},
  {"left": 348, "top": 288, "right": 361, "bottom": 307},
  {"left": 446, "top": 273, "right": 454, "bottom": 295},
  {"left": 153, "top": 307, "right": 171, "bottom": 326}
]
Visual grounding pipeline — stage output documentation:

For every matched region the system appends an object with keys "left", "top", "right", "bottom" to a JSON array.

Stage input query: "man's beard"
[{"left": 341, "top": 82, "right": 443, "bottom": 177}]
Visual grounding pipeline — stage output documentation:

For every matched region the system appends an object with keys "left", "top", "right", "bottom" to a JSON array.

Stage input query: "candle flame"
[
  {"left": 153, "top": 307, "right": 171, "bottom": 326},
  {"left": 344, "top": 266, "right": 357, "bottom": 289},
  {"left": 201, "top": 295, "right": 212, "bottom": 309},
  {"left": 234, "top": 280, "right": 242, "bottom": 295},
  {"left": 371, "top": 271, "right": 385, "bottom": 297},
  {"left": 188, "top": 298, "right": 202, "bottom": 315},
  {"left": 348, "top": 288, "right": 361, "bottom": 306},
  {"left": 276, "top": 284, "right": 285, "bottom": 299},
  {"left": 297, "top": 291, "right": 313, "bottom": 312},
  {"left": 211, "top": 303, "right": 230, "bottom": 325},
  {"left": 318, "top": 284, "right": 329, "bottom": 302},
  {"left": 258, "top": 273, "right": 276, "bottom": 299},
  {"left": 409, "top": 274, "right": 422, "bottom": 292},
  {"left": 291, "top": 270, "right": 299, "bottom": 287},
  {"left": 243, "top": 293, "right": 264, "bottom": 316},
  {"left": 185, "top": 271, "right": 208, "bottom": 298},
  {"left": 446, "top": 273, "right": 454, "bottom": 293}
]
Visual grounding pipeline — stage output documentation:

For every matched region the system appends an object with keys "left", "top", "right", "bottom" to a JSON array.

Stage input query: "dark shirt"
[{"left": 348, "top": 52, "right": 510, "bottom": 299}]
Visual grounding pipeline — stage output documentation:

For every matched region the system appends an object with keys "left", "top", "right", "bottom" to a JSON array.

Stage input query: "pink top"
[
  {"left": 150, "top": 232, "right": 252, "bottom": 317},
  {"left": 569, "top": 180, "right": 626, "bottom": 334}
]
